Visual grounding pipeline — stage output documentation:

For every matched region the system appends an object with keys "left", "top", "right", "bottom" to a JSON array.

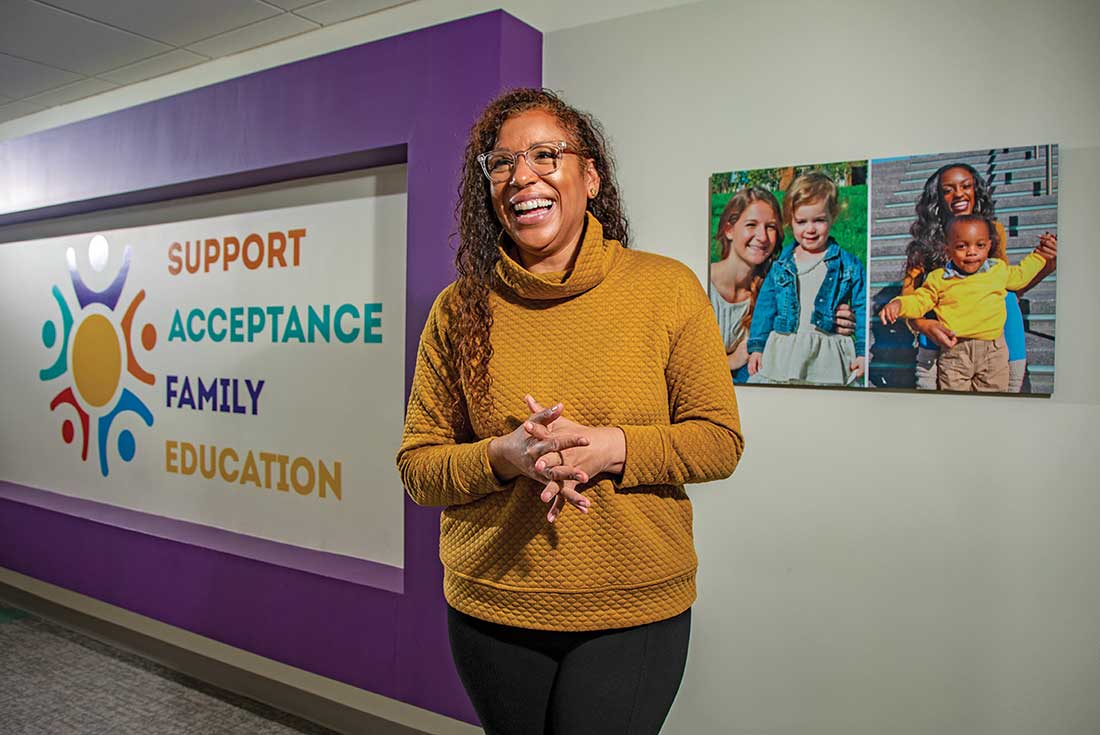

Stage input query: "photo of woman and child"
[
  {"left": 708, "top": 164, "right": 868, "bottom": 388},
  {"left": 709, "top": 146, "right": 1060, "bottom": 396},
  {"left": 868, "top": 147, "right": 1059, "bottom": 394}
]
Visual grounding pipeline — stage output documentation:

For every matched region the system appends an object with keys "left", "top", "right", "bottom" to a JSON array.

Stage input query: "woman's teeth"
[{"left": 513, "top": 198, "right": 553, "bottom": 213}]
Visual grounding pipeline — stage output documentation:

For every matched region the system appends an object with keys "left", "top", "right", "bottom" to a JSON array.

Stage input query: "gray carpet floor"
[{"left": 0, "top": 605, "right": 341, "bottom": 734}]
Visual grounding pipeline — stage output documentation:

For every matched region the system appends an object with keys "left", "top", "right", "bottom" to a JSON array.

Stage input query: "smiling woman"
[{"left": 396, "top": 88, "right": 744, "bottom": 735}]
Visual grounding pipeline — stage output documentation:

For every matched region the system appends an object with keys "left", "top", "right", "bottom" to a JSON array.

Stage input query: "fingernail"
[{"left": 525, "top": 422, "right": 532, "bottom": 431}]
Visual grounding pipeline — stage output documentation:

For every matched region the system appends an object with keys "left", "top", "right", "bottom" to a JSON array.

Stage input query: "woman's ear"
[{"left": 585, "top": 158, "right": 600, "bottom": 198}]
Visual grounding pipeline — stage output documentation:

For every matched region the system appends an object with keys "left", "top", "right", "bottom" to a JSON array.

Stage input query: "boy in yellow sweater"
[{"left": 880, "top": 214, "right": 1054, "bottom": 392}]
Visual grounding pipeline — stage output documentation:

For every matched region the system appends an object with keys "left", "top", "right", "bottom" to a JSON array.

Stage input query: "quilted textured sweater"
[{"left": 397, "top": 214, "right": 744, "bottom": 631}]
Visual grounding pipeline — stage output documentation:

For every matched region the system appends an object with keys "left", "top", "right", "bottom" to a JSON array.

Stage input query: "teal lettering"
[
  {"left": 283, "top": 306, "right": 305, "bottom": 343},
  {"left": 266, "top": 305, "right": 284, "bottom": 342},
  {"left": 247, "top": 306, "right": 265, "bottom": 343},
  {"left": 208, "top": 308, "right": 227, "bottom": 342},
  {"left": 168, "top": 310, "right": 186, "bottom": 341},
  {"left": 186, "top": 308, "right": 205, "bottom": 341},
  {"left": 230, "top": 307, "right": 244, "bottom": 343},
  {"left": 364, "top": 303, "right": 382, "bottom": 343},
  {"left": 334, "top": 303, "right": 359, "bottom": 343},
  {"left": 308, "top": 304, "right": 330, "bottom": 343}
]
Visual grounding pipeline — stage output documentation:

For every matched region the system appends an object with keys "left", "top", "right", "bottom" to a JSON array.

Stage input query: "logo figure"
[{"left": 40, "top": 234, "right": 156, "bottom": 476}]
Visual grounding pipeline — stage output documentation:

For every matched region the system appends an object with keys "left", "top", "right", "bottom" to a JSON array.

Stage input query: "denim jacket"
[{"left": 747, "top": 239, "right": 867, "bottom": 354}]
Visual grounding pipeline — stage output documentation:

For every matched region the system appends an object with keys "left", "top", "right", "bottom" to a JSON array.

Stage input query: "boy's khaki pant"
[{"left": 936, "top": 337, "right": 1009, "bottom": 392}]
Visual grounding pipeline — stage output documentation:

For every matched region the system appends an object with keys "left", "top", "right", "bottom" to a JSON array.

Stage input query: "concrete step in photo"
[
  {"left": 868, "top": 232, "right": 1060, "bottom": 260},
  {"left": 872, "top": 207, "right": 1058, "bottom": 237},
  {"left": 898, "top": 146, "right": 1055, "bottom": 171},
  {"left": 882, "top": 177, "right": 1059, "bottom": 206},
  {"left": 874, "top": 186, "right": 1060, "bottom": 217},
  {"left": 865, "top": 362, "right": 1054, "bottom": 395},
  {"left": 898, "top": 157, "right": 1058, "bottom": 185},
  {"left": 871, "top": 223, "right": 1058, "bottom": 255}
]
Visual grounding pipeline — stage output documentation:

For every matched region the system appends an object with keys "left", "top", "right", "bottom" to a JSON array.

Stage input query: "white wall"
[{"left": 546, "top": 1, "right": 1099, "bottom": 734}]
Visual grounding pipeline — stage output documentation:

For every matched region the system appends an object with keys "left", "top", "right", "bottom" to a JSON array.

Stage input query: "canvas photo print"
[
  {"left": 868, "top": 146, "right": 1058, "bottom": 395},
  {"left": 708, "top": 161, "right": 869, "bottom": 388}
]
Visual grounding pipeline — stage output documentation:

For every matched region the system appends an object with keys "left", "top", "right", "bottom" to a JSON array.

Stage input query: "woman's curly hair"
[
  {"left": 452, "top": 88, "right": 629, "bottom": 415},
  {"left": 905, "top": 162, "right": 996, "bottom": 281}
]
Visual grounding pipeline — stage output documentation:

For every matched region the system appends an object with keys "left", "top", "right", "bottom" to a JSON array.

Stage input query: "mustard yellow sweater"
[
  {"left": 397, "top": 214, "right": 744, "bottom": 631},
  {"left": 894, "top": 252, "right": 1047, "bottom": 340}
]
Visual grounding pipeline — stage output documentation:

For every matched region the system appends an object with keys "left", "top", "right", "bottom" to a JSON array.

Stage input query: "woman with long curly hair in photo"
[
  {"left": 397, "top": 88, "right": 744, "bottom": 735},
  {"left": 903, "top": 163, "right": 1056, "bottom": 390}
]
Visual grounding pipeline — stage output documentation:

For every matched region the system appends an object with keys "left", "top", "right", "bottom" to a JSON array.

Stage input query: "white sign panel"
[{"left": 0, "top": 194, "right": 407, "bottom": 568}]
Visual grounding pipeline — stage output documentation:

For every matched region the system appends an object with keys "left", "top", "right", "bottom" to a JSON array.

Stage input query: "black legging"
[{"left": 447, "top": 606, "right": 691, "bottom": 735}]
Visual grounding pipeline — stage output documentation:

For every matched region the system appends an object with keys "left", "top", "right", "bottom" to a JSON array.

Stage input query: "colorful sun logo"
[{"left": 39, "top": 234, "right": 156, "bottom": 477}]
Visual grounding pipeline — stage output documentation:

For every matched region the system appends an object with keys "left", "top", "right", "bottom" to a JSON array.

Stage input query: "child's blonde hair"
[{"left": 783, "top": 171, "right": 838, "bottom": 226}]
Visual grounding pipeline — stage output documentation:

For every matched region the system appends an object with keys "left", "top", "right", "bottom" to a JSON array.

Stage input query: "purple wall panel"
[{"left": 0, "top": 11, "right": 542, "bottom": 723}]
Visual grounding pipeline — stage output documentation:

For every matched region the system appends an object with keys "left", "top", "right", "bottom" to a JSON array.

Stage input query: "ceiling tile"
[
  {"left": 0, "top": 0, "right": 171, "bottom": 75},
  {"left": 97, "top": 48, "right": 207, "bottom": 85},
  {"left": 0, "top": 52, "right": 84, "bottom": 98},
  {"left": 22, "top": 76, "right": 118, "bottom": 107},
  {"left": 293, "top": 0, "right": 408, "bottom": 26},
  {"left": 187, "top": 13, "right": 319, "bottom": 58},
  {"left": 0, "top": 99, "right": 46, "bottom": 123},
  {"left": 264, "top": 0, "right": 320, "bottom": 9},
  {"left": 42, "top": 0, "right": 284, "bottom": 47}
]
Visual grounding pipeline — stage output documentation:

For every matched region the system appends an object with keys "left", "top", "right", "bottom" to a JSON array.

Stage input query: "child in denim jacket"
[{"left": 747, "top": 172, "right": 867, "bottom": 386}]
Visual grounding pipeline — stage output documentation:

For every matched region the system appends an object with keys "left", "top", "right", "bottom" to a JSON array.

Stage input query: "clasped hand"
[{"left": 487, "top": 396, "right": 625, "bottom": 523}]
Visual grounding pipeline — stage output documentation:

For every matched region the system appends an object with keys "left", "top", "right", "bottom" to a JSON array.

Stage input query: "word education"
[{"left": 165, "top": 440, "right": 342, "bottom": 499}]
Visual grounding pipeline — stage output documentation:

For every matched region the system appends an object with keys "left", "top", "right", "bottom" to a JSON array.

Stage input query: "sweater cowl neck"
[{"left": 494, "top": 212, "right": 621, "bottom": 301}]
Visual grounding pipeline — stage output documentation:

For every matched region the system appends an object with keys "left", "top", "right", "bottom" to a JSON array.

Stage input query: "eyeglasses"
[{"left": 477, "top": 141, "right": 571, "bottom": 183}]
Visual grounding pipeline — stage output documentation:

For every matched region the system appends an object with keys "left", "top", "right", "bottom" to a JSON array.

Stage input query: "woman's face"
[
  {"left": 724, "top": 200, "right": 779, "bottom": 266},
  {"left": 489, "top": 109, "right": 599, "bottom": 272},
  {"left": 939, "top": 166, "right": 975, "bottom": 216}
]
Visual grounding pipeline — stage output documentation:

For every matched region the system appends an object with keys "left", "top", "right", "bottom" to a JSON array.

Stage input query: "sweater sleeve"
[
  {"left": 617, "top": 296, "right": 744, "bottom": 489},
  {"left": 894, "top": 279, "right": 939, "bottom": 319},
  {"left": 1004, "top": 252, "right": 1047, "bottom": 291},
  {"left": 396, "top": 291, "right": 511, "bottom": 507}
]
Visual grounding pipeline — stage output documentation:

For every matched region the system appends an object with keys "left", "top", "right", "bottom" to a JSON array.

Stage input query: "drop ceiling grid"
[{"left": 0, "top": 0, "right": 408, "bottom": 123}]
